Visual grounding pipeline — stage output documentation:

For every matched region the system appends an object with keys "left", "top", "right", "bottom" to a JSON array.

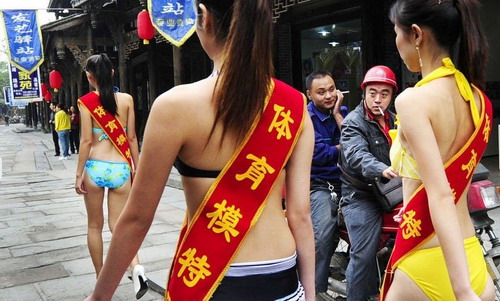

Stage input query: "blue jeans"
[
  {"left": 310, "top": 179, "right": 339, "bottom": 293},
  {"left": 57, "top": 130, "right": 70, "bottom": 157},
  {"left": 342, "top": 198, "right": 382, "bottom": 301}
]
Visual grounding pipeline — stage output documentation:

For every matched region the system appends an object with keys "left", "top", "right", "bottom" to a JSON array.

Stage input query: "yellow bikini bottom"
[{"left": 397, "top": 236, "right": 488, "bottom": 300}]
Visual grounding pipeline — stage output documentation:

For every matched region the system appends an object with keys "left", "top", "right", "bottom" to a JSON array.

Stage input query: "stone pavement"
[{"left": 0, "top": 124, "right": 185, "bottom": 300}]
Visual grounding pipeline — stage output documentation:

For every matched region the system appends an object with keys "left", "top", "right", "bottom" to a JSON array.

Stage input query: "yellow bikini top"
[{"left": 390, "top": 58, "right": 480, "bottom": 180}]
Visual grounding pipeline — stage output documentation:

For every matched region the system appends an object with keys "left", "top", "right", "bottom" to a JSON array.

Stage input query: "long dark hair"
[
  {"left": 389, "top": 0, "right": 487, "bottom": 89},
  {"left": 84, "top": 53, "right": 117, "bottom": 115},
  {"left": 197, "top": 0, "right": 274, "bottom": 142}
]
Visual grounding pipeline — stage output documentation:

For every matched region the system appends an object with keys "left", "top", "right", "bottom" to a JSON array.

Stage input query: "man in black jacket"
[
  {"left": 49, "top": 102, "right": 60, "bottom": 157},
  {"left": 339, "top": 66, "right": 399, "bottom": 301}
]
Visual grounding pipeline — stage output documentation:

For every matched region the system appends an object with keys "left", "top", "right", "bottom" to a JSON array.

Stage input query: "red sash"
[
  {"left": 78, "top": 92, "right": 134, "bottom": 172},
  {"left": 380, "top": 88, "right": 493, "bottom": 299},
  {"left": 165, "top": 79, "right": 306, "bottom": 301}
]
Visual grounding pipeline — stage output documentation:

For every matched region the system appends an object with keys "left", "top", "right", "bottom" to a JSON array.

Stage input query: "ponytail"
[
  {"left": 456, "top": 0, "right": 488, "bottom": 89},
  {"left": 84, "top": 53, "right": 117, "bottom": 116},
  {"left": 201, "top": 0, "right": 273, "bottom": 142},
  {"left": 390, "top": 0, "right": 488, "bottom": 89}
]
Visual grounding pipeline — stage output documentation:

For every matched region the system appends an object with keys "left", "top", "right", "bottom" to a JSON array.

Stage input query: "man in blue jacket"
[{"left": 305, "top": 71, "right": 347, "bottom": 295}]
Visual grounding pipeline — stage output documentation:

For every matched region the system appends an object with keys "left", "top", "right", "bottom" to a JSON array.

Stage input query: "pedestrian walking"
[
  {"left": 382, "top": 0, "right": 494, "bottom": 300},
  {"left": 55, "top": 103, "right": 71, "bottom": 160},
  {"left": 84, "top": 1, "right": 315, "bottom": 300},
  {"left": 75, "top": 53, "right": 148, "bottom": 299}
]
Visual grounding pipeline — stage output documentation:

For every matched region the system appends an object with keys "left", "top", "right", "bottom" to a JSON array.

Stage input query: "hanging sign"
[
  {"left": 8, "top": 63, "right": 42, "bottom": 106},
  {"left": 3, "top": 87, "right": 11, "bottom": 105},
  {"left": 148, "top": 0, "right": 197, "bottom": 47},
  {"left": 0, "top": 10, "right": 44, "bottom": 74}
]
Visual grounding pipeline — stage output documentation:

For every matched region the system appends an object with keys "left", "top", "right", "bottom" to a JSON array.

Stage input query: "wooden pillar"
[
  {"left": 42, "top": 101, "right": 50, "bottom": 133},
  {"left": 31, "top": 103, "right": 38, "bottom": 129},
  {"left": 173, "top": 46, "right": 182, "bottom": 86},
  {"left": 26, "top": 104, "right": 32, "bottom": 127},
  {"left": 148, "top": 42, "right": 158, "bottom": 101},
  {"left": 87, "top": 26, "right": 94, "bottom": 55},
  {"left": 118, "top": 45, "right": 127, "bottom": 92},
  {"left": 77, "top": 72, "right": 83, "bottom": 97},
  {"left": 71, "top": 81, "right": 76, "bottom": 106}
]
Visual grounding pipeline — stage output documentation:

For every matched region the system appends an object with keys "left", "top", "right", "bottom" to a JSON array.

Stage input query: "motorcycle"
[
  {"left": 468, "top": 163, "right": 500, "bottom": 300},
  {"left": 317, "top": 163, "right": 500, "bottom": 301}
]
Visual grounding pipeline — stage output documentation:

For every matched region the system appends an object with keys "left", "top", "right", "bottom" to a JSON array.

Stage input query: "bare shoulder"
[
  {"left": 395, "top": 81, "right": 446, "bottom": 114},
  {"left": 394, "top": 87, "right": 418, "bottom": 113},
  {"left": 115, "top": 92, "right": 134, "bottom": 104},
  {"left": 153, "top": 80, "right": 213, "bottom": 116}
]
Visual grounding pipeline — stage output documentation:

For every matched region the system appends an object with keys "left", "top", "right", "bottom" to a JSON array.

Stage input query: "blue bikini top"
[{"left": 92, "top": 127, "right": 127, "bottom": 142}]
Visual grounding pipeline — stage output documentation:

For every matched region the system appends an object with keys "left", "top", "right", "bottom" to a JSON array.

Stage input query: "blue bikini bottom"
[{"left": 85, "top": 159, "right": 131, "bottom": 189}]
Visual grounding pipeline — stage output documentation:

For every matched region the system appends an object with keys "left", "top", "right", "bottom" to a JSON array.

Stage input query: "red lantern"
[
  {"left": 49, "top": 70, "right": 62, "bottom": 92},
  {"left": 44, "top": 91, "right": 52, "bottom": 102},
  {"left": 41, "top": 83, "right": 48, "bottom": 97},
  {"left": 137, "top": 9, "right": 154, "bottom": 45}
]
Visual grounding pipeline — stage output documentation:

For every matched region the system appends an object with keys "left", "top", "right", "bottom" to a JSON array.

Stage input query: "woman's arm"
[
  {"left": 86, "top": 92, "right": 185, "bottom": 300},
  {"left": 75, "top": 103, "right": 93, "bottom": 194},
  {"left": 285, "top": 115, "right": 316, "bottom": 301},
  {"left": 396, "top": 91, "right": 479, "bottom": 300},
  {"left": 124, "top": 94, "right": 140, "bottom": 171}
]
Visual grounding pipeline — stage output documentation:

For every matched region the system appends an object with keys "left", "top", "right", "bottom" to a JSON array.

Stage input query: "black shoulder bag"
[{"left": 371, "top": 176, "right": 403, "bottom": 212}]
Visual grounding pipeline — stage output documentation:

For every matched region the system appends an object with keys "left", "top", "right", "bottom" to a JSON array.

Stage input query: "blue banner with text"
[
  {"left": 1, "top": 10, "right": 44, "bottom": 74},
  {"left": 148, "top": 0, "right": 197, "bottom": 47},
  {"left": 8, "top": 63, "right": 42, "bottom": 105}
]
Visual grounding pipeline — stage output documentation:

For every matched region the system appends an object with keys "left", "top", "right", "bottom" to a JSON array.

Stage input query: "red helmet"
[{"left": 360, "top": 65, "right": 398, "bottom": 92}]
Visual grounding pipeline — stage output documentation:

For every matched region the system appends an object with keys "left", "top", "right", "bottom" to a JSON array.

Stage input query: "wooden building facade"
[{"left": 30, "top": 0, "right": 500, "bottom": 155}]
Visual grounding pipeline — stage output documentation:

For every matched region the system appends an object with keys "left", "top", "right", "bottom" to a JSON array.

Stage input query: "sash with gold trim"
[
  {"left": 78, "top": 92, "right": 135, "bottom": 172},
  {"left": 381, "top": 59, "right": 493, "bottom": 299},
  {"left": 165, "top": 79, "right": 306, "bottom": 301}
]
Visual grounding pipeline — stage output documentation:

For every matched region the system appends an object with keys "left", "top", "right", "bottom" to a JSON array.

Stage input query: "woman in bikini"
[
  {"left": 84, "top": 1, "right": 315, "bottom": 300},
  {"left": 75, "top": 53, "right": 148, "bottom": 299},
  {"left": 384, "top": 0, "right": 494, "bottom": 300}
]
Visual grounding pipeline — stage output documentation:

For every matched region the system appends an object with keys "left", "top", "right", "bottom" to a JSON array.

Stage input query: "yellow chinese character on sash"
[
  {"left": 401, "top": 210, "right": 422, "bottom": 239},
  {"left": 116, "top": 134, "right": 126, "bottom": 146},
  {"left": 235, "top": 154, "right": 275, "bottom": 190},
  {"left": 177, "top": 248, "right": 211, "bottom": 287},
  {"left": 93, "top": 106, "right": 106, "bottom": 118},
  {"left": 451, "top": 187, "right": 457, "bottom": 200},
  {"left": 105, "top": 120, "right": 118, "bottom": 133},
  {"left": 268, "top": 104, "right": 294, "bottom": 140},
  {"left": 206, "top": 200, "right": 242, "bottom": 243},
  {"left": 461, "top": 149, "right": 477, "bottom": 179},
  {"left": 483, "top": 115, "right": 491, "bottom": 143},
  {"left": 125, "top": 149, "right": 131, "bottom": 158}
]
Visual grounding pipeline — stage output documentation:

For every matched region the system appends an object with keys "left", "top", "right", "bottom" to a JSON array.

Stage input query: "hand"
[
  {"left": 382, "top": 167, "right": 398, "bottom": 179},
  {"left": 332, "top": 89, "right": 344, "bottom": 115},
  {"left": 75, "top": 175, "right": 87, "bottom": 194},
  {"left": 393, "top": 206, "right": 404, "bottom": 223},
  {"left": 455, "top": 288, "right": 481, "bottom": 301}
]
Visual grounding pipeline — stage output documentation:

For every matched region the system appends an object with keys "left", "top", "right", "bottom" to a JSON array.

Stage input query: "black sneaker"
[{"left": 54, "top": 154, "right": 60, "bottom": 157}]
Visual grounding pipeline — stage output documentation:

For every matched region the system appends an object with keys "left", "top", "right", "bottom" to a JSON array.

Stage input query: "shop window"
[{"left": 301, "top": 19, "right": 362, "bottom": 108}]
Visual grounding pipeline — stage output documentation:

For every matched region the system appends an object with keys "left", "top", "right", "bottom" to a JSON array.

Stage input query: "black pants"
[
  {"left": 52, "top": 129, "right": 60, "bottom": 155},
  {"left": 69, "top": 128, "right": 80, "bottom": 153}
]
